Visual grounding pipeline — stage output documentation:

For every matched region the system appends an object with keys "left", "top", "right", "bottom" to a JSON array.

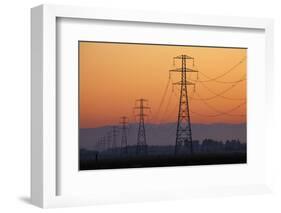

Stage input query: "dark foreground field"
[{"left": 79, "top": 152, "right": 246, "bottom": 170}]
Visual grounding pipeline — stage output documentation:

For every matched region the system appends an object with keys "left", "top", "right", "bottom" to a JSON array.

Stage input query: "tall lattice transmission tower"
[
  {"left": 106, "top": 131, "right": 112, "bottom": 150},
  {"left": 170, "top": 54, "right": 198, "bottom": 155},
  {"left": 101, "top": 136, "right": 106, "bottom": 151},
  {"left": 111, "top": 126, "right": 118, "bottom": 150},
  {"left": 120, "top": 116, "right": 129, "bottom": 155},
  {"left": 134, "top": 98, "right": 150, "bottom": 155},
  {"left": 95, "top": 139, "right": 101, "bottom": 152}
]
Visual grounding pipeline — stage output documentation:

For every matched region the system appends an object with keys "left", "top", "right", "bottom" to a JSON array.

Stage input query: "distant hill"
[{"left": 80, "top": 123, "right": 246, "bottom": 150}]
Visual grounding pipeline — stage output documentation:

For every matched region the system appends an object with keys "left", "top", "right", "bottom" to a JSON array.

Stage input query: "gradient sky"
[{"left": 79, "top": 42, "right": 246, "bottom": 128}]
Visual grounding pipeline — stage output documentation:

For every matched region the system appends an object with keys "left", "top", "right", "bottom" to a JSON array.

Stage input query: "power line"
[
  {"left": 162, "top": 90, "right": 179, "bottom": 122},
  {"left": 158, "top": 84, "right": 175, "bottom": 124},
  {"left": 192, "top": 91, "right": 246, "bottom": 117},
  {"left": 190, "top": 102, "right": 246, "bottom": 117},
  {"left": 154, "top": 76, "right": 171, "bottom": 122},
  {"left": 189, "top": 75, "right": 246, "bottom": 101},
  {"left": 190, "top": 57, "right": 246, "bottom": 84},
  {"left": 172, "top": 87, "right": 246, "bottom": 117},
  {"left": 195, "top": 83, "right": 246, "bottom": 101}
]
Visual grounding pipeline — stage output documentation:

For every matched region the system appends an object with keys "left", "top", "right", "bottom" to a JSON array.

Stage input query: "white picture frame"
[{"left": 31, "top": 4, "right": 274, "bottom": 208}]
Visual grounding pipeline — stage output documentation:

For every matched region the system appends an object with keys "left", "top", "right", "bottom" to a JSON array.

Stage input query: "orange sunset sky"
[{"left": 79, "top": 41, "right": 246, "bottom": 128}]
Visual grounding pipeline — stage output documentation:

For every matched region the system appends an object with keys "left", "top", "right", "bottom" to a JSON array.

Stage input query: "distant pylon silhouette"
[
  {"left": 106, "top": 131, "right": 112, "bottom": 150},
  {"left": 134, "top": 98, "right": 150, "bottom": 154},
  {"left": 95, "top": 139, "right": 101, "bottom": 152},
  {"left": 101, "top": 136, "right": 106, "bottom": 151},
  {"left": 170, "top": 55, "right": 198, "bottom": 155},
  {"left": 111, "top": 126, "right": 118, "bottom": 150},
  {"left": 120, "top": 116, "right": 129, "bottom": 155}
]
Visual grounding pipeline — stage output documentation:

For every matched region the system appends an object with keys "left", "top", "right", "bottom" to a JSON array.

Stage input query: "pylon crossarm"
[
  {"left": 173, "top": 81, "right": 195, "bottom": 86},
  {"left": 174, "top": 55, "right": 194, "bottom": 60},
  {"left": 169, "top": 68, "right": 198, "bottom": 72},
  {"left": 134, "top": 106, "right": 150, "bottom": 109},
  {"left": 135, "top": 99, "right": 148, "bottom": 102},
  {"left": 135, "top": 114, "right": 149, "bottom": 117}
]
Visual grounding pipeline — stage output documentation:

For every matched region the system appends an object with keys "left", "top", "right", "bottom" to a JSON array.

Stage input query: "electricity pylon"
[
  {"left": 106, "top": 131, "right": 112, "bottom": 150},
  {"left": 120, "top": 116, "right": 129, "bottom": 155},
  {"left": 100, "top": 136, "right": 106, "bottom": 151},
  {"left": 170, "top": 54, "right": 198, "bottom": 155},
  {"left": 95, "top": 139, "right": 101, "bottom": 152},
  {"left": 134, "top": 98, "right": 150, "bottom": 155},
  {"left": 111, "top": 126, "right": 118, "bottom": 150}
]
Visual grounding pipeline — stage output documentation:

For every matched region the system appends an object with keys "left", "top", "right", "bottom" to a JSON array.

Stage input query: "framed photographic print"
[
  {"left": 31, "top": 4, "right": 274, "bottom": 208},
  {"left": 78, "top": 41, "right": 247, "bottom": 170}
]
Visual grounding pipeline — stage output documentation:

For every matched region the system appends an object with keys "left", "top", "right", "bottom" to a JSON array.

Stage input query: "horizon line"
[{"left": 80, "top": 121, "right": 247, "bottom": 129}]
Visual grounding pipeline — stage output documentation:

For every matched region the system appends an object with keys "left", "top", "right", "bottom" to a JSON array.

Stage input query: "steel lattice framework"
[
  {"left": 170, "top": 55, "right": 198, "bottom": 155},
  {"left": 120, "top": 116, "right": 129, "bottom": 155},
  {"left": 111, "top": 126, "right": 118, "bottom": 150},
  {"left": 134, "top": 98, "right": 150, "bottom": 155}
]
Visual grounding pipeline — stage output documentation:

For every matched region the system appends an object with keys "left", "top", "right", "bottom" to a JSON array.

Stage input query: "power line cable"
[
  {"left": 189, "top": 75, "right": 246, "bottom": 101},
  {"left": 189, "top": 103, "right": 246, "bottom": 117},
  {"left": 192, "top": 91, "right": 246, "bottom": 116},
  {"left": 190, "top": 57, "right": 246, "bottom": 84},
  {"left": 154, "top": 75, "right": 171, "bottom": 122},
  {"left": 158, "top": 84, "right": 175, "bottom": 124},
  {"left": 172, "top": 88, "right": 246, "bottom": 117}
]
